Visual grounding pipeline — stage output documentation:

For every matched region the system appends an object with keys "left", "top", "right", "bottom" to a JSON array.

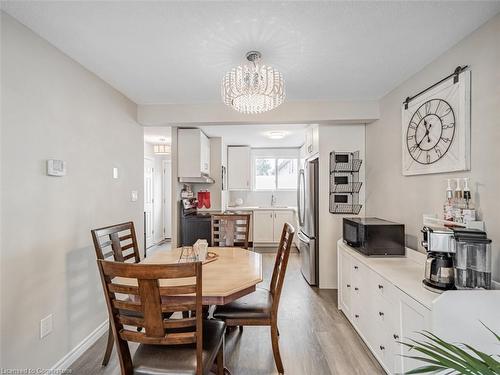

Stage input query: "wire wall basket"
[{"left": 329, "top": 150, "right": 363, "bottom": 215}]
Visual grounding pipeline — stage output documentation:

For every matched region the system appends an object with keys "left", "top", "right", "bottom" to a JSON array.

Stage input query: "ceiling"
[
  {"left": 200, "top": 124, "right": 308, "bottom": 148},
  {"left": 2, "top": 1, "right": 500, "bottom": 105}
]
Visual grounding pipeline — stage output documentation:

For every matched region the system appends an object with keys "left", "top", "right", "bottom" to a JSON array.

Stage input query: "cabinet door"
[
  {"left": 178, "top": 129, "right": 202, "bottom": 177},
  {"left": 200, "top": 132, "right": 210, "bottom": 174},
  {"left": 253, "top": 211, "right": 274, "bottom": 243},
  {"left": 400, "top": 296, "right": 431, "bottom": 374},
  {"left": 228, "top": 146, "right": 251, "bottom": 190},
  {"left": 273, "top": 211, "right": 294, "bottom": 241},
  {"left": 338, "top": 250, "right": 352, "bottom": 317}
]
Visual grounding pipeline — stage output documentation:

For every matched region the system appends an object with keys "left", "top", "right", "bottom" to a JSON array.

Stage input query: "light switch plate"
[
  {"left": 40, "top": 314, "right": 53, "bottom": 339},
  {"left": 113, "top": 167, "right": 119, "bottom": 179},
  {"left": 131, "top": 190, "right": 138, "bottom": 202},
  {"left": 47, "top": 159, "right": 66, "bottom": 176}
]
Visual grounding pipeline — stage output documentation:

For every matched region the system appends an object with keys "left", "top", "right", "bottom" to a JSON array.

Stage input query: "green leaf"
[
  {"left": 404, "top": 364, "right": 447, "bottom": 374},
  {"left": 403, "top": 343, "right": 472, "bottom": 374},
  {"left": 406, "top": 338, "right": 475, "bottom": 371},
  {"left": 480, "top": 321, "right": 500, "bottom": 343},
  {"left": 416, "top": 333, "right": 492, "bottom": 373},
  {"left": 463, "top": 344, "right": 500, "bottom": 373}
]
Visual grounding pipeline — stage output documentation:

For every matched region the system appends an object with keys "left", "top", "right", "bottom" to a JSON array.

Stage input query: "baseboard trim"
[{"left": 51, "top": 320, "right": 108, "bottom": 370}]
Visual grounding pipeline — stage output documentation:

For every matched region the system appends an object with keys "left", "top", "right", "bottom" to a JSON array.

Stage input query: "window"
[{"left": 254, "top": 158, "right": 298, "bottom": 190}]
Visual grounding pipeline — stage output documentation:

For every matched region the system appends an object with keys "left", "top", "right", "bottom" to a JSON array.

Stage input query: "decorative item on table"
[
  {"left": 178, "top": 246, "right": 198, "bottom": 263},
  {"left": 234, "top": 198, "right": 244, "bottom": 207},
  {"left": 181, "top": 184, "right": 194, "bottom": 198},
  {"left": 197, "top": 190, "right": 211, "bottom": 209},
  {"left": 193, "top": 239, "right": 209, "bottom": 262},
  {"left": 402, "top": 66, "right": 470, "bottom": 176}
]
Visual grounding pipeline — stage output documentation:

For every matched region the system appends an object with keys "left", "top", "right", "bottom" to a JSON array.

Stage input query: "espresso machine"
[
  {"left": 421, "top": 227, "right": 456, "bottom": 292},
  {"left": 421, "top": 226, "right": 492, "bottom": 292}
]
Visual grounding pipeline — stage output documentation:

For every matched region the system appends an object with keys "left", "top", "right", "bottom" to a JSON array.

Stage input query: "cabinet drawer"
[{"left": 370, "top": 271, "right": 399, "bottom": 303}]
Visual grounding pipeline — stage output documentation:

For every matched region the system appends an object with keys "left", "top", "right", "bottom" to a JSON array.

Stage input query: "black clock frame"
[{"left": 406, "top": 99, "right": 456, "bottom": 165}]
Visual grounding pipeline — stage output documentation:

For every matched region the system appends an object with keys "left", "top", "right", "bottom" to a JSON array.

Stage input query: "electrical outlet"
[{"left": 40, "top": 314, "right": 53, "bottom": 339}]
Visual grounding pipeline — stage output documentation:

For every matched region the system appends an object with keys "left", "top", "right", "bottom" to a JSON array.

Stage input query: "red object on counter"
[{"left": 197, "top": 191, "right": 211, "bottom": 208}]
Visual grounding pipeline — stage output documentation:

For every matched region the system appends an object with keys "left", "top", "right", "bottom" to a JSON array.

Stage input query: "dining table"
[{"left": 116, "top": 246, "right": 263, "bottom": 306}]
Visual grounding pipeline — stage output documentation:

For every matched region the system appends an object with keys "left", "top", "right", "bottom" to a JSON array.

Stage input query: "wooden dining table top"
[{"left": 115, "top": 247, "right": 263, "bottom": 305}]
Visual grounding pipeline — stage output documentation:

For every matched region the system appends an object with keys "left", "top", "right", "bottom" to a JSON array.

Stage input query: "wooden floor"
[{"left": 70, "top": 251, "right": 384, "bottom": 375}]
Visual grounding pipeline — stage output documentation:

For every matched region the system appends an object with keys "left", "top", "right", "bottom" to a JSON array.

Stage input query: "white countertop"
[
  {"left": 338, "top": 240, "right": 440, "bottom": 309},
  {"left": 226, "top": 206, "right": 297, "bottom": 211}
]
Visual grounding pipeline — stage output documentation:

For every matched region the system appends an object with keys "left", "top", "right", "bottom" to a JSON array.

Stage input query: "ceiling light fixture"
[
  {"left": 153, "top": 144, "right": 171, "bottom": 155},
  {"left": 222, "top": 51, "right": 285, "bottom": 114},
  {"left": 266, "top": 131, "right": 287, "bottom": 140}
]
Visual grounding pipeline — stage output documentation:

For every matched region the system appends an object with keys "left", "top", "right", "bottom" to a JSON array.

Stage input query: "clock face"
[{"left": 406, "top": 99, "right": 456, "bottom": 165}]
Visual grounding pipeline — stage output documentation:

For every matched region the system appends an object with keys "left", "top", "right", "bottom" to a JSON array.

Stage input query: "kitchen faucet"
[{"left": 271, "top": 193, "right": 277, "bottom": 207}]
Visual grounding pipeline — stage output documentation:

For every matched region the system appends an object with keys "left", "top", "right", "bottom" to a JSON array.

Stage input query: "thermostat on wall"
[{"left": 47, "top": 159, "right": 66, "bottom": 177}]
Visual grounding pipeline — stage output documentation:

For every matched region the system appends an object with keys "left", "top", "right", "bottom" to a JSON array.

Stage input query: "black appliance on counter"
[
  {"left": 343, "top": 217, "right": 405, "bottom": 256},
  {"left": 180, "top": 198, "right": 212, "bottom": 246}
]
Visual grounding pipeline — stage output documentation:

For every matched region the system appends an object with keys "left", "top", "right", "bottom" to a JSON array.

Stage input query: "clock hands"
[{"left": 416, "top": 119, "right": 433, "bottom": 148}]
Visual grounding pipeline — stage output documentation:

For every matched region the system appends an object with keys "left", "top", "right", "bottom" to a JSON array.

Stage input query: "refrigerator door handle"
[
  {"left": 297, "top": 231, "right": 310, "bottom": 244},
  {"left": 297, "top": 169, "right": 306, "bottom": 227}
]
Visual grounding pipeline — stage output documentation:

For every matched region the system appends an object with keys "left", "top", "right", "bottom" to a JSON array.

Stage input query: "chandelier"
[{"left": 222, "top": 51, "right": 285, "bottom": 114}]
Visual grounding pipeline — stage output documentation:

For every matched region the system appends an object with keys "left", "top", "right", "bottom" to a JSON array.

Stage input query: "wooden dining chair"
[
  {"left": 91, "top": 221, "right": 141, "bottom": 366},
  {"left": 96, "top": 259, "right": 227, "bottom": 375},
  {"left": 211, "top": 214, "right": 251, "bottom": 249},
  {"left": 213, "top": 223, "right": 295, "bottom": 374}
]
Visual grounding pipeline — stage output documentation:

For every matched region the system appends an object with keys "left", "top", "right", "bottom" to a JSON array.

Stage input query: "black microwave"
[{"left": 343, "top": 217, "right": 405, "bottom": 256}]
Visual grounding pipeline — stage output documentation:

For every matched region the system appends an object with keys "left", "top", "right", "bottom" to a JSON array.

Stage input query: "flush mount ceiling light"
[
  {"left": 222, "top": 51, "right": 285, "bottom": 114},
  {"left": 153, "top": 144, "right": 171, "bottom": 155},
  {"left": 266, "top": 131, "right": 287, "bottom": 140}
]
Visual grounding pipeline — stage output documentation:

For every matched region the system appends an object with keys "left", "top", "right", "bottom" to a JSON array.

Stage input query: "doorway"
[{"left": 144, "top": 127, "right": 172, "bottom": 252}]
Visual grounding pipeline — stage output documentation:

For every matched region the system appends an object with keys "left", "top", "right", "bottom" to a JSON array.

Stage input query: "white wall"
[
  {"left": 318, "top": 124, "right": 366, "bottom": 289},
  {"left": 0, "top": 13, "right": 143, "bottom": 369},
  {"left": 365, "top": 13, "right": 500, "bottom": 281}
]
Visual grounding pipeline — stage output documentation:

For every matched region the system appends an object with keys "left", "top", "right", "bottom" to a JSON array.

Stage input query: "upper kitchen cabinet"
[
  {"left": 227, "top": 146, "right": 251, "bottom": 190},
  {"left": 178, "top": 129, "right": 212, "bottom": 180},
  {"left": 304, "top": 124, "right": 319, "bottom": 158}
]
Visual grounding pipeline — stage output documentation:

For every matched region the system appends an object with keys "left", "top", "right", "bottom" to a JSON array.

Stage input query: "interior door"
[
  {"left": 144, "top": 158, "right": 154, "bottom": 248},
  {"left": 162, "top": 160, "right": 172, "bottom": 239}
]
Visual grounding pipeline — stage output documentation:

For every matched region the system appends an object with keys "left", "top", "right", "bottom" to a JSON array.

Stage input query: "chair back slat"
[
  {"left": 91, "top": 222, "right": 140, "bottom": 263},
  {"left": 211, "top": 214, "right": 251, "bottom": 249},
  {"left": 269, "top": 223, "right": 295, "bottom": 313},
  {"left": 97, "top": 259, "right": 204, "bottom": 374}
]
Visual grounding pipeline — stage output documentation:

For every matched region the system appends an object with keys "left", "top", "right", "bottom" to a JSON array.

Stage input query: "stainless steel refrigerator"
[{"left": 297, "top": 157, "right": 319, "bottom": 285}]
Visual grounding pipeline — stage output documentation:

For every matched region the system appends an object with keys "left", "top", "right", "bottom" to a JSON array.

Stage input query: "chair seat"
[
  {"left": 133, "top": 319, "right": 226, "bottom": 375},
  {"left": 213, "top": 288, "right": 273, "bottom": 320}
]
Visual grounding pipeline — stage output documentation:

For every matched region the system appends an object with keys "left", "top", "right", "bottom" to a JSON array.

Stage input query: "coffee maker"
[
  {"left": 421, "top": 226, "right": 493, "bottom": 292},
  {"left": 421, "top": 227, "right": 456, "bottom": 292}
]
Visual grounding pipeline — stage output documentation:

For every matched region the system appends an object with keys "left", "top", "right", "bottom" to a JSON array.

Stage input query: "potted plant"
[{"left": 402, "top": 323, "right": 500, "bottom": 374}]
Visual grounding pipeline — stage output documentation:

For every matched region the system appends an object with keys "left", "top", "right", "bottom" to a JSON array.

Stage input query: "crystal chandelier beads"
[{"left": 222, "top": 51, "right": 285, "bottom": 114}]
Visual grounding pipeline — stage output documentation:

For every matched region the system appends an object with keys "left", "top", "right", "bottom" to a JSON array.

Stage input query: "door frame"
[
  {"left": 162, "top": 159, "right": 172, "bottom": 239},
  {"left": 144, "top": 156, "right": 155, "bottom": 250}
]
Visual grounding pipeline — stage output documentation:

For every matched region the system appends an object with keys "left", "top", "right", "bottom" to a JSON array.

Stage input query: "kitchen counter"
[
  {"left": 338, "top": 240, "right": 439, "bottom": 309},
  {"left": 226, "top": 206, "right": 297, "bottom": 211}
]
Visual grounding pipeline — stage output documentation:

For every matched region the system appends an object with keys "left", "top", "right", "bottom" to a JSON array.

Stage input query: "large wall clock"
[{"left": 402, "top": 70, "right": 470, "bottom": 176}]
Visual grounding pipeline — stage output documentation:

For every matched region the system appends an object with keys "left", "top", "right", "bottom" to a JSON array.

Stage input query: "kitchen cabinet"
[
  {"left": 304, "top": 124, "right": 319, "bottom": 158},
  {"left": 254, "top": 209, "right": 295, "bottom": 243},
  {"left": 227, "top": 146, "right": 251, "bottom": 190},
  {"left": 178, "top": 129, "right": 210, "bottom": 177},
  {"left": 253, "top": 210, "right": 274, "bottom": 243}
]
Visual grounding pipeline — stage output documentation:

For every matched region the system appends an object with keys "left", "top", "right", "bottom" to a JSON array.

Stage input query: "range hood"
[{"left": 178, "top": 174, "right": 215, "bottom": 184}]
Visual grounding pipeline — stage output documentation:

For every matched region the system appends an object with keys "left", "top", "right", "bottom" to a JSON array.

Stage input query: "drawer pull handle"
[
  {"left": 379, "top": 345, "right": 385, "bottom": 351},
  {"left": 379, "top": 311, "right": 384, "bottom": 316},
  {"left": 354, "top": 266, "right": 359, "bottom": 270},
  {"left": 355, "top": 314, "right": 359, "bottom": 318},
  {"left": 393, "top": 334, "right": 399, "bottom": 340},
  {"left": 354, "top": 287, "right": 359, "bottom": 291},
  {"left": 347, "top": 284, "right": 351, "bottom": 288},
  {"left": 378, "top": 284, "right": 383, "bottom": 289}
]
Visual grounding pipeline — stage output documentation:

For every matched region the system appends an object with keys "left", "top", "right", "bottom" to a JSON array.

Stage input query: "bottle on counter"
[
  {"left": 461, "top": 178, "right": 476, "bottom": 224},
  {"left": 443, "top": 179, "right": 455, "bottom": 221},
  {"left": 453, "top": 178, "right": 464, "bottom": 223}
]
